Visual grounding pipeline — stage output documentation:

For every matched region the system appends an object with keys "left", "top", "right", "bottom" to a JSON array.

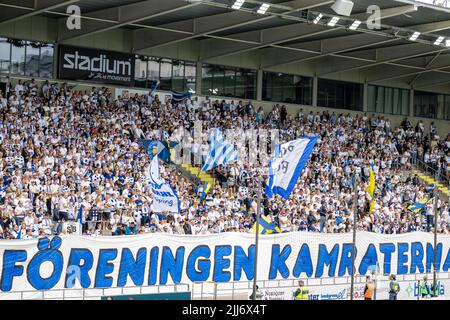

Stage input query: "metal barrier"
[
  {"left": 0, "top": 283, "right": 190, "bottom": 300},
  {"left": 192, "top": 272, "right": 450, "bottom": 300}
]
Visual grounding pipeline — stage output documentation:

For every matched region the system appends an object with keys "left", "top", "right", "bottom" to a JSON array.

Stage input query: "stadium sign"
[
  {"left": 0, "top": 232, "right": 449, "bottom": 294},
  {"left": 58, "top": 45, "right": 135, "bottom": 86}
]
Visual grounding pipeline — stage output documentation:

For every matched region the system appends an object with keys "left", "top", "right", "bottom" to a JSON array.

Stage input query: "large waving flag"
[
  {"left": 265, "top": 136, "right": 317, "bottom": 199},
  {"left": 252, "top": 215, "right": 281, "bottom": 234},
  {"left": 147, "top": 155, "right": 165, "bottom": 187},
  {"left": 171, "top": 91, "right": 192, "bottom": 104},
  {"left": 139, "top": 139, "right": 170, "bottom": 162},
  {"left": 366, "top": 166, "right": 376, "bottom": 214},
  {"left": 201, "top": 128, "right": 239, "bottom": 172},
  {"left": 408, "top": 196, "right": 433, "bottom": 213}
]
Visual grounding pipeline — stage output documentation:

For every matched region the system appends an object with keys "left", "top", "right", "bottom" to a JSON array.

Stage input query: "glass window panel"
[
  {"left": 39, "top": 44, "right": 53, "bottom": 78},
  {"left": 0, "top": 38, "right": 10, "bottom": 74},
  {"left": 11, "top": 39, "right": 25, "bottom": 75},
  {"left": 367, "top": 85, "right": 376, "bottom": 112},
  {"left": 401, "top": 89, "right": 409, "bottom": 116},
  {"left": 172, "top": 60, "right": 184, "bottom": 92},
  {"left": 272, "top": 73, "right": 284, "bottom": 102},
  {"left": 185, "top": 62, "right": 196, "bottom": 93},
  {"left": 392, "top": 88, "right": 400, "bottom": 115},
  {"left": 262, "top": 71, "right": 272, "bottom": 101},
  {"left": 134, "top": 56, "right": 147, "bottom": 88},
  {"left": 318, "top": 79, "right": 362, "bottom": 111},
  {"left": 159, "top": 59, "right": 172, "bottom": 91},
  {"left": 376, "top": 86, "right": 385, "bottom": 113},
  {"left": 24, "top": 42, "right": 40, "bottom": 77},
  {"left": 201, "top": 64, "right": 255, "bottom": 98},
  {"left": 443, "top": 95, "right": 450, "bottom": 120},
  {"left": 211, "top": 65, "right": 224, "bottom": 96},
  {"left": 147, "top": 58, "right": 160, "bottom": 80},
  {"left": 223, "top": 68, "right": 236, "bottom": 97},
  {"left": 201, "top": 64, "right": 213, "bottom": 95},
  {"left": 244, "top": 70, "right": 256, "bottom": 100},
  {"left": 384, "top": 87, "right": 393, "bottom": 114},
  {"left": 414, "top": 91, "right": 438, "bottom": 118},
  {"left": 293, "top": 76, "right": 312, "bottom": 105}
]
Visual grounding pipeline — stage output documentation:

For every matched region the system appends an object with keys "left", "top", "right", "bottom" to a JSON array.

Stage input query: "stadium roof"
[{"left": 2, "top": 0, "right": 450, "bottom": 88}]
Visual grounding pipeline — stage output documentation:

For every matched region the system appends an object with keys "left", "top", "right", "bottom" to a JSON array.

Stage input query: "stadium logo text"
[{"left": 62, "top": 51, "right": 132, "bottom": 77}]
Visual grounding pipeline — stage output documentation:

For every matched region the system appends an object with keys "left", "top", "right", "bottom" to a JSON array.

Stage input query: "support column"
[
  {"left": 312, "top": 75, "right": 318, "bottom": 107},
  {"left": 363, "top": 82, "right": 368, "bottom": 112},
  {"left": 195, "top": 61, "right": 202, "bottom": 95},
  {"left": 409, "top": 87, "right": 414, "bottom": 117},
  {"left": 53, "top": 43, "right": 58, "bottom": 80},
  {"left": 256, "top": 69, "right": 263, "bottom": 101}
]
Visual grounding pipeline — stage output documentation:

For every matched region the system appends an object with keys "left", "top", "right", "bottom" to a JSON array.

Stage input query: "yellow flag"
[{"left": 366, "top": 168, "right": 375, "bottom": 214}]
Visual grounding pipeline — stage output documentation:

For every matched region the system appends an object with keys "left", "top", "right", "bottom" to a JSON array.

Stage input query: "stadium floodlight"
[
  {"left": 331, "top": 0, "right": 354, "bottom": 16},
  {"left": 446, "top": 39, "right": 450, "bottom": 47},
  {"left": 313, "top": 13, "right": 323, "bottom": 24},
  {"left": 409, "top": 31, "right": 420, "bottom": 41},
  {"left": 257, "top": 3, "right": 270, "bottom": 14},
  {"left": 231, "top": 0, "right": 245, "bottom": 10},
  {"left": 327, "top": 16, "right": 339, "bottom": 27},
  {"left": 349, "top": 20, "right": 361, "bottom": 30},
  {"left": 434, "top": 36, "right": 444, "bottom": 45}
]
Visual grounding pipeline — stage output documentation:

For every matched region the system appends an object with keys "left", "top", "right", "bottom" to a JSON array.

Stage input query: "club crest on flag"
[{"left": 265, "top": 136, "right": 317, "bottom": 199}]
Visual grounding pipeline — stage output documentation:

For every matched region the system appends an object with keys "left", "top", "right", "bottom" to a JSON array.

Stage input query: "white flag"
[
  {"left": 265, "top": 136, "right": 317, "bottom": 199},
  {"left": 148, "top": 155, "right": 165, "bottom": 187},
  {"left": 150, "top": 183, "right": 180, "bottom": 213}
]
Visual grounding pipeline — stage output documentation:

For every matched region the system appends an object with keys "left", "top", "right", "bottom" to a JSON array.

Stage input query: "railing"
[
  {"left": 408, "top": 153, "right": 450, "bottom": 188},
  {"left": 0, "top": 283, "right": 190, "bottom": 300},
  {"left": 192, "top": 272, "right": 450, "bottom": 300}
]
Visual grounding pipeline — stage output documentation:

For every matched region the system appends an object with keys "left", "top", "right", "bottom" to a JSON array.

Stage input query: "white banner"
[
  {"left": 0, "top": 231, "right": 449, "bottom": 295},
  {"left": 150, "top": 183, "right": 180, "bottom": 213}
]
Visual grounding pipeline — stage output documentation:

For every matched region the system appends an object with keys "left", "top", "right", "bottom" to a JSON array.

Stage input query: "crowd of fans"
[{"left": 0, "top": 78, "right": 448, "bottom": 239}]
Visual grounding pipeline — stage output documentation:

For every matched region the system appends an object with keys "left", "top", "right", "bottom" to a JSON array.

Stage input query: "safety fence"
[
  {"left": 192, "top": 272, "right": 450, "bottom": 300},
  {"left": 0, "top": 283, "right": 190, "bottom": 300}
]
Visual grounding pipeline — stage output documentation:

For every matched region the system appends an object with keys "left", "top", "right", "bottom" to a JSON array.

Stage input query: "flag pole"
[
  {"left": 350, "top": 173, "right": 359, "bottom": 301},
  {"left": 432, "top": 184, "right": 438, "bottom": 297},
  {"left": 252, "top": 181, "right": 262, "bottom": 300}
]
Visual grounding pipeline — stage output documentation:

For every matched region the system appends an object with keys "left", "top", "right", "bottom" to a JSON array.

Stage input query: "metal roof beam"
[
  {"left": 317, "top": 43, "right": 449, "bottom": 76},
  {"left": 352, "top": 4, "right": 418, "bottom": 20},
  {"left": 132, "top": 0, "right": 334, "bottom": 52},
  {"left": 414, "top": 76, "right": 450, "bottom": 89},
  {"left": 405, "top": 20, "right": 450, "bottom": 34},
  {"left": 57, "top": 0, "right": 200, "bottom": 42},
  {"left": 199, "top": 23, "right": 333, "bottom": 61},
  {"left": 0, "top": 0, "right": 79, "bottom": 25},
  {"left": 261, "top": 33, "right": 401, "bottom": 68},
  {"left": 367, "top": 53, "right": 450, "bottom": 82},
  {"left": 198, "top": 4, "right": 421, "bottom": 61}
]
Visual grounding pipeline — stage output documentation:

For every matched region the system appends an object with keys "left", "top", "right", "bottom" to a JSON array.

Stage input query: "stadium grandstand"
[{"left": 0, "top": 0, "right": 449, "bottom": 301}]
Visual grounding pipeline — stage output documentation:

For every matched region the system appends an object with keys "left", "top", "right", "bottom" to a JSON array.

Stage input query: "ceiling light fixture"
[
  {"left": 257, "top": 3, "right": 270, "bottom": 14},
  {"left": 313, "top": 13, "right": 323, "bottom": 24},
  {"left": 409, "top": 31, "right": 420, "bottom": 41},
  {"left": 327, "top": 16, "right": 339, "bottom": 27},
  {"left": 434, "top": 36, "right": 444, "bottom": 45},
  {"left": 349, "top": 20, "right": 361, "bottom": 30},
  {"left": 231, "top": 0, "right": 245, "bottom": 10}
]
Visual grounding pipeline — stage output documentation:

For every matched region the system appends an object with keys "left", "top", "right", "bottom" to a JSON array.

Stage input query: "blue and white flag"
[
  {"left": 149, "top": 80, "right": 160, "bottom": 95},
  {"left": 265, "top": 136, "right": 317, "bottom": 199},
  {"left": 150, "top": 183, "right": 180, "bottom": 213},
  {"left": 171, "top": 91, "right": 191, "bottom": 104},
  {"left": 147, "top": 155, "right": 165, "bottom": 187},
  {"left": 201, "top": 128, "right": 238, "bottom": 172}
]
